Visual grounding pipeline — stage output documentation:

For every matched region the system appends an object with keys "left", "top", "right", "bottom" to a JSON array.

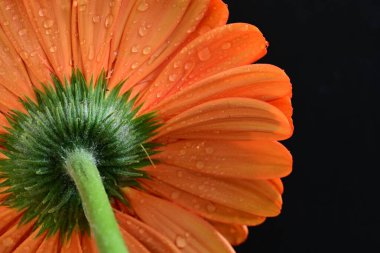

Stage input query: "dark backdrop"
[{"left": 222, "top": 1, "right": 379, "bottom": 253}]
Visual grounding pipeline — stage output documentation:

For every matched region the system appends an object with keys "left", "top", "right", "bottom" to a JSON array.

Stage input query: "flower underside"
[{"left": 0, "top": 70, "right": 160, "bottom": 240}]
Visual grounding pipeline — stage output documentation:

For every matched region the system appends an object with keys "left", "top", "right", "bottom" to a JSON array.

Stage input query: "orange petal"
[
  {"left": 0, "top": 218, "right": 34, "bottom": 253},
  {"left": 111, "top": 0, "right": 209, "bottom": 90},
  {"left": 186, "top": 0, "right": 229, "bottom": 41},
  {"left": 0, "top": 0, "right": 52, "bottom": 88},
  {"left": 115, "top": 209, "right": 180, "bottom": 253},
  {"left": 270, "top": 178, "right": 284, "bottom": 194},
  {"left": 141, "top": 179, "right": 266, "bottom": 225},
  {"left": 0, "top": 27, "right": 35, "bottom": 100},
  {"left": 156, "top": 140, "right": 292, "bottom": 179},
  {"left": 81, "top": 234, "right": 98, "bottom": 253},
  {"left": 76, "top": 0, "right": 122, "bottom": 80},
  {"left": 0, "top": 207, "right": 22, "bottom": 235},
  {"left": 0, "top": 85, "right": 22, "bottom": 114},
  {"left": 141, "top": 23, "right": 267, "bottom": 111},
  {"left": 119, "top": 228, "right": 150, "bottom": 253},
  {"left": 61, "top": 231, "right": 83, "bottom": 253},
  {"left": 123, "top": 188, "right": 234, "bottom": 253},
  {"left": 22, "top": 0, "right": 73, "bottom": 80},
  {"left": 144, "top": 165, "right": 282, "bottom": 216},
  {"left": 109, "top": 0, "right": 192, "bottom": 88},
  {"left": 36, "top": 232, "right": 59, "bottom": 253},
  {"left": 13, "top": 229, "right": 46, "bottom": 253},
  {"left": 155, "top": 64, "right": 291, "bottom": 118},
  {"left": 0, "top": 113, "right": 9, "bottom": 134},
  {"left": 209, "top": 221, "right": 249, "bottom": 246},
  {"left": 269, "top": 96, "right": 294, "bottom": 130},
  {"left": 156, "top": 98, "right": 292, "bottom": 141}
]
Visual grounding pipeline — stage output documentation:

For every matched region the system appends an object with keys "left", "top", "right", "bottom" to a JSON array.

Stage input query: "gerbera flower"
[{"left": 0, "top": 0, "right": 293, "bottom": 252}]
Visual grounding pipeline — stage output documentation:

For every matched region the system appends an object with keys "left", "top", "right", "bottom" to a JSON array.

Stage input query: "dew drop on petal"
[
  {"left": 43, "top": 19, "right": 54, "bottom": 28},
  {"left": 184, "top": 62, "right": 194, "bottom": 70},
  {"left": 131, "top": 45, "right": 139, "bottom": 53},
  {"left": 79, "top": 3, "right": 87, "bottom": 12},
  {"left": 138, "top": 26, "right": 148, "bottom": 37},
  {"left": 38, "top": 8, "right": 46, "bottom": 17},
  {"left": 49, "top": 45, "right": 57, "bottom": 53},
  {"left": 168, "top": 74, "right": 177, "bottom": 82},
  {"left": 197, "top": 47, "right": 211, "bottom": 61},
  {"left": 73, "top": 1, "right": 78, "bottom": 7},
  {"left": 137, "top": 1, "right": 149, "bottom": 12},
  {"left": 142, "top": 46, "right": 152, "bottom": 55},
  {"left": 175, "top": 235, "right": 187, "bottom": 249},
  {"left": 18, "top": 28, "right": 27, "bottom": 36},
  {"left": 92, "top": 15, "right": 100, "bottom": 23},
  {"left": 105, "top": 14, "right": 113, "bottom": 28},
  {"left": 131, "top": 62, "right": 139, "bottom": 69}
]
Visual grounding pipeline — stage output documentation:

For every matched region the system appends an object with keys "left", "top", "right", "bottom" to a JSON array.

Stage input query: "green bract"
[{"left": 0, "top": 70, "right": 160, "bottom": 239}]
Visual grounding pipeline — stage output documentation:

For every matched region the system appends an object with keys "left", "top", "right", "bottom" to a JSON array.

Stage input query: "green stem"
[{"left": 65, "top": 149, "right": 128, "bottom": 253}]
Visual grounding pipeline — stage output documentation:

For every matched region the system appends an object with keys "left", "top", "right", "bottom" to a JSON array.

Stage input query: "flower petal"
[
  {"left": 156, "top": 98, "right": 292, "bottom": 141},
  {"left": 110, "top": 0, "right": 210, "bottom": 90},
  {"left": 76, "top": 0, "right": 122, "bottom": 79},
  {"left": 36, "top": 232, "right": 59, "bottom": 253},
  {"left": 115, "top": 209, "right": 180, "bottom": 253},
  {"left": 155, "top": 140, "right": 292, "bottom": 179},
  {"left": 0, "top": 113, "right": 9, "bottom": 134},
  {"left": 123, "top": 188, "right": 235, "bottom": 253},
  {"left": 0, "top": 207, "right": 22, "bottom": 235},
  {"left": 209, "top": 221, "right": 248, "bottom": 246},
  {"left": 187, "top": 0, "right": 229, "bottom": 40},
  {"left": 81, "top": 234, "right": 98, "bottom": 253},
  {"left": 144, "top": 165, "right": 282, "bottom": 217},
  {"left": 0, "top": 85, "right": 22, "bottom": 113},
  {"left": 140, "top": 23, "right": 267, "bottom": 110},
  {"left": 0, "top": 27, "right": 35, "bottom": 100},
  {"left": 22, "top": 0, "right": 73, "bottom": 80},
  {"left": 141, "top": 179, "right": 266, "bottom": 225},
  {"left": 155, "top": 64, "right": 291, "bottom": 118},
  {"left": 60, "top": 231, "right": 82, "bottom": 253},
  {"left": 13, "top": 229, "right": 46, "bottom": 253},
  {"left": 119, "top": 228, "right": 151, "bottom": 253},
  {"left": 0, "top": 218, "right": 34, "bottom": 253},
  {"left": 0, "top": 0, "right": 52, "bottom": 87}
]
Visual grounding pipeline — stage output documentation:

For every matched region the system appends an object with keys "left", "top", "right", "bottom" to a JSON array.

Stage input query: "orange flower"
[{"left": 0, "top": 0, "right": 293, "bottom": 252}]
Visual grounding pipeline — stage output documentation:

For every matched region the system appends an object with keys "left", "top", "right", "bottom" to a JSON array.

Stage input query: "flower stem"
[{"left": 65, "top": 149, "right": 128, "bottom": 253}]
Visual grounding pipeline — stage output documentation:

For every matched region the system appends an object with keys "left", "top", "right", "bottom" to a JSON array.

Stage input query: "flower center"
[{"left": 0, "top": 70, "right": 160, "bottom": 238}]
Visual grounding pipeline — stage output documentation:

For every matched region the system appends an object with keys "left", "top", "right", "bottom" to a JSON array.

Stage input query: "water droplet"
[
  {"left": 175, "top": 235, "right": 187, "bottom": 248},
  {"left": 30, "top": 51, "right": 38, "bottom": 57},
  {"left": 45, "top": 29, "right": 53, "bottom": 35},
  {"left": 12, "top": 15, "right": 19, "bottom": 21},
  {"left": 205, "top": 147, "right": 214, "bottom": 154},
  {"left": 131, "top": 62, "right": 139, "bottom": 69},
  {"left": 138, "top": 26, "right": 148, "bottom": 37},
  {"left": 49, "top": 45, "right": 57, "bottom": 53},
  {"left": 168, "top": 74, "right": 177, "bottom": 82},
  {"left": 170, "top": 191, "right": 180, "bottom": 199},
  {"left": 196, "top": 161, "right": 204, "bottom": 169},
  {"left": 3, "top": 21, "right": 9, "bottom": 26},
  {"left": 105, "top": 14, "right": 113, "bottom": 28},
  {"left": 18, "top": 29, "right": 27, "bottom": 36},
  {"left": 142, "top": 46, "right": 152, "bottom": 55},
  {"left": 173, "top": 61, "right": 181, "bottom": 69},
  {"left": 131, "top": 45, "right": 139, "bottom": 53},
  {"left": 43, "top": 19, "right": 54, "bottom": 28},
  {"left": 184, "top": 62, "right": 193, "bottom": 70},
  {"left": 73, "top": 1, "right": 78, "bottom": 7},
  {"left": 221, "top": 42, "right": 231, "bottom": 50},
  {"left": 5, "top": 5, "right": 12, "bottom": 11},
  {"left": 206, "top": 203, "right": 216, "bottom": 212},
  {"left": 265, "top": 41, "right": 270, "bottom": 48},
  {"left": 92, "top": 15, "right": 100, "bottom": 23},
  {"left": 38, "top": 8, "right": 46, "bottom": 17},
  {"left": 88, "top": 45, "right": 95, "bottom": 60},
  {"left": 79, "top": 3, "right": 87, "bottom": 11},
  {"left": 197, "top": 47, "right": 211, "bottom": 61},
  {"left": 138, "top": 228, "right": 145, "bottom": 234},
  {"left": 137, "top": 1, "right": 149, "bottom": 12}
]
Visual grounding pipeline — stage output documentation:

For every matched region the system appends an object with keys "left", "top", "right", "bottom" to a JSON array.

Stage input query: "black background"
[{"left": 223, "top": 1, "right": 379, "bottom": 253}]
